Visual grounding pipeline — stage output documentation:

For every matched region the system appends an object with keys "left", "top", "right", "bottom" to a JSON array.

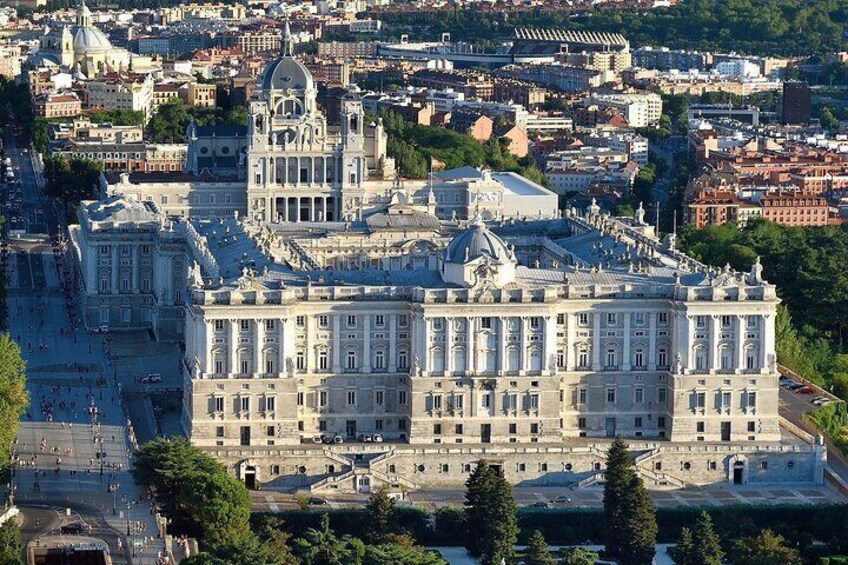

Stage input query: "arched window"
[
  {"left": 430, "top": 347, "right": 444, "bottom": 372},
  {"left": 694, "top": 346, "right": 707, "bottom": 371}
]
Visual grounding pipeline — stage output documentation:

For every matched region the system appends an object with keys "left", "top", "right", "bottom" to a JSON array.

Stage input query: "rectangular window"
[
  {"left": 347, "top": 315, "right": 357, "bottom": 327},
  {"left": 481, "top": 317, "right": 492, "bottom": 329},
  {"left": 696, "top": 392, "right": 706, "bottom": 408},
  {"left": 319, "top": 391, "right": 328, "bottom": 407},
  {"left": 376, "top": 419, "right": 383, "bottom": 431},
  {"left": 296, "top": 392, "right": 304, "bottom": 406},
  {"left": 398, "top": 390, "right": 407, "bottom": 405},
  {"left": 657, "top": 416, "right": 666, "bottom": 429},
  {"left": 606, "top": 388, "right": 616, "bottom": 403},
  {"left": 240, "top": 397, "right": 250, "bottom": 412},
  {"left": 696, "top": 316, "right": 706, "bottom": 328},
  {"left": 747, "top": 392, "right": 757, "bottom": 408},
  {"left": 398, "top": 314, "right": 408, "bottom": 328},
  {"left": 296, "top": 315, "right": 305, "bottom": 327},
  {"left": 557, "top": 313, "right": 565, "bottom": 325},
  {"left": 635, "top": 417, "right": 643, "bottom": 428},
  {"left": 607, "top": 313, "right": 617, "bottom": 325},
  {"left": 578, "top": 389, "right": 587, "bottom": 404},
  {"left": 214, "top": 397, "right": 224, "bottom": 412},
  {"left": 634, "top": 388, "right": 644, "bottom": 404},
  {"left": 509, "top": 423, "right": 517, "bottom": 434},
  {"left": 658, "top": 312, "right": 668, "bottom": 325},
  {"left": 721, "top": 315, "right": 732, "bottom": 327},
  {"left": 318, "top": 315, "right": 329, "bottom": 328},
  {"left": 530, "top": 317, "right": 541, "bottom": 329},
  {"left": 346, "top": 391, "right": 356, "bottom": 406},
  {"left": 722, "top": 391, "right": 731, "bottom": 408},
  {"left": 265, "top": 319, "right": 275, "bottom": 331},
  {"left": 240, "top": 319, "right": 250, "bottom": 332},
  {"left": 432, "top": 394, "right": 442, "bottom": 410},
  {"left": 578, "top": 313, "right": 589, "bottom": 325},
  {"left": 529, "top": 394, "right": 539, "bottom": 410},
  {"left": 696, "top": 422, "right": 705, "bottom": 433},
  {"left": 216, "top": 426, "right": 224, "bottom": 438},
  {"left": 658, "top": 387, "right": 667, "bottom": 405},
  {"left": 748, "top": 421, "right": 756, "bottom": 432},
  {"left": 374, "top": 314, "right": 384, "bottom": 327},
  {"left": 433, "top": 424, "right": 442, "bottom": 435},
  {"left": 578, "top": 417, "right": 586, "bottom": 428}
]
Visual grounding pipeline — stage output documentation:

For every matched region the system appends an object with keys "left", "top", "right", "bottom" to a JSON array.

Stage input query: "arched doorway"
[
  {"left": 728, "top": 456, "right": 747, "bottom": 485},
  {"left": 244, "top": 466, "right": 257, "bottom": 490},
  {"left": 732, "top": 462, "right": 745, "bottom": 485}
]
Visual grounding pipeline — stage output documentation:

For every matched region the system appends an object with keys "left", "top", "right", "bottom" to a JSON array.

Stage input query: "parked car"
[
  {"left": 308, "top": 497, "right": 329, "bottom": 505},
  {"left": 780, "top": 379, "right": 799, "bottom": 388},
  {"left": 311, "top": 435, "right": 324, "bottom": 444},
  {"left": 60, "top": 522, "right": 91, "bottom": 534},
  {"left": 530, "top": 501, "right": 549, "bottom": 508},
  {"left": 372, "top": 433, "right": 384, "bottom": 443},
  {"left": 332, "top": 434, "right": 344, "bottom": 444},
  {"left": 813, "top": 397, "right": 832, "bottom": 406},
  {"left": 786, "top": 383, "right": 805, "bottom": 391},
  {"left": 358, "top": 434, "right": 373, "bottom": 443},
  {"left": 92, "top": 325, "right": 109, "bottom": 334},
  {"left": 140, "top": 373, "right": 162, "bottom": 384},
  {"left": 550, "top": 495, "right": 572, "bottom": 505},
  {"left": 794, "top": 386, "right": 814, "bottom": 394}
]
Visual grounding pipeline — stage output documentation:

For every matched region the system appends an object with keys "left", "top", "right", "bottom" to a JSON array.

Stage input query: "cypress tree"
[
  {"left": 603, "top": 439, "right": 658, "bottom": 565},
  {"left": 691, "top": 511, "right": 724, "bottom": 565},
  {"left": 670, "top": 528, "right": 696, "bottom": 565},
  {"left": 524, "top": 530, "right": 556, "bottom": 565},
  {"left": 464, "top": 460, "right": 519, "bottom": 565}
]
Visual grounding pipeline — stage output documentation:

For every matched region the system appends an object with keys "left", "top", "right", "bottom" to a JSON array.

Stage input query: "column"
[
  {"left": 592, "top": 313, "right": 601, "bottom": 371},
  {"left": 229, "top": 319, "right": 239, "bottom": 376},
  {"left": 683, "top": 315, "right": 694, "bottom": 371},
  {"left": 736, "top": 315, "right": 746, "bottom": 373},
  {"left": 322, "top": 198, "right": 327, "bottom": 222},
  {"left": 256, "top": 318, "right": 265, "bottom": 375},
  {"left": 710, "top": 315, "right": 720, "bottom": 373},
  {"left": 132, "top": 244, "right": 139, "bottom": 293},
  {"left": 519, "top": 317, "right": 528, "bottom": 374},
  {"left": 332, "top": 315, "right": 341, "bottom": 372},
  {"left": 86, "top": 251, "right": 96, "bottom": 294},
  {"left": 648, "top": 312, "right": 657, "bottom": 370},
  {"left": 295, "top": 197, "right": 301, "bottom": 222},
  {"left": 761, "top": 314, "right": 774, "bottom": 372},
  {"left": 205, "top": 320, "right": 214, "bottom": 375},
  {"left": 310, "top": 197, "right": 316, "bottom": 222},
  {"left": 111, "top": 245, "right": 119, "bottom": 292},
  {"left": 422, "top": 317, "right": 430, "bottom": 375},
  {"left": 283, "top": 317, "right": 296, "bottom": 375},
  {"left": 305, "top": 315, "right": 315, "bottom": 373},
  {"left": 498, "top": 317, "right": 507, "bottom": 375},
  {"left": 622, "top": 312, "right": 631, "bottom": 371},
  {"left": 543, "top": 315, "right": 556, "bottom": 375},
  {"left": 445, "top": 317, "right": 453, "bottom": 375},
  {"left": 282, "top": 198, "right": 288, "bottom": 223},
  {"left": 362, "top": 314, "right": 371, "bottom": 372},
  {"left": 278, "top": 318, "right": 286, "bottom": 375},
  {"left": 467, "top": 317, "right": 476, "bottom": 375},
  {"left": 388, "top": 314, "right": 397, "bottom": 372},
  {"left": 566, "top": 313, "right": 576, "bottom": 371}
]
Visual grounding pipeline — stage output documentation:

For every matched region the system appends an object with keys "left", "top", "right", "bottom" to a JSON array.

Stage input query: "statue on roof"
[{"left": 635, "top": 201, "right": 646, "bottom": 226}]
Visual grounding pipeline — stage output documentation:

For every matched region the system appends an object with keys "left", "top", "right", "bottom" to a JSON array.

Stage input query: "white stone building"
[{"left": 69, "top": 192, "right": 826, "bottom": 492}]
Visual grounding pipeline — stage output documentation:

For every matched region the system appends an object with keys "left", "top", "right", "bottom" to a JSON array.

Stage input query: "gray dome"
[
  {"left": 261, "top": 57, "right": 314, "bottom": 92},
  {"left": 72, "top": 25, "right": 112, "bottom": 54},
  {"left": 444, "top": 218, "right": 511, "bottom": 263}
]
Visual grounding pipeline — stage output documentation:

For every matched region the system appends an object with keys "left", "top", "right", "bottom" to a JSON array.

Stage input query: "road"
[{"left": 4, "top": 120, "right": 165, "bottom": 565}]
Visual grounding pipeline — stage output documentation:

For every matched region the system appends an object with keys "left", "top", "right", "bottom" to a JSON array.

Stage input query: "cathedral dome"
[
  {"left": 72, "top": 25, "right": 113, "bottom": 55},
  {"left": 260, "top": 57, "right": 314, "bottom": 92},
  {"left": 444, "top": 217, "right": 511, "bottom": 264}
]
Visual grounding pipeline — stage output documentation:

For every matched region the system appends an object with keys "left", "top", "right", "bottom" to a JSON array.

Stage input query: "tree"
[
  {"left": 179, "top": 471, "right": 251, "bottom": 547},
  {"left": 363, "top": 544, "right": 447, "bottom": 565},
  {"left": 689, "top": 511, "right": 724, "bottom": 565},
  {"left": 557, "top": 547, "right": 600, "bottom": 565},
  {"left": 132, "top": 437, "right": 224, "bottom": 521},
  {"left": 292, "top": 514, "right": 366, "bottom": 565},
  {"left": 463, "top": 460, "right": 518, "bottom": 565},
  {"left": 731, "top": 529, "right": 802, "bottom": 565},
  {"left": 88, "top": 109, "right": 145, "bottom": 126},
  {"left": 253, "top": 515, "right": 298, "bottom": 565},
  {"left": 523, "top": 530, "right": 555, "bottom": 565},
  {"left": 670, "top": 528, "right": 696, "bottom": 565},
  {"left": 603, "top": 438, "right": 657, "bottom": 565},
  {"left": 0, "top": 521, "right": 24, "bottom": 565},
  {"left": 365, "top": 485, "right": 395, "bottom": 543},
  {"left": 43, "top": 156, "right": 102, "bottom": 205},
  {"left": 147, "top": 99, "right": 192, "bottom": 143},
  {"left": 0, "top": 334, "right": 28, "bottom": 473}
]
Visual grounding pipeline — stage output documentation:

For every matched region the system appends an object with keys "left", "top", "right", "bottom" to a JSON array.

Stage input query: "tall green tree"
[
  {"left": 363, "top": 543, "right": 447, "bottom": 565},
  {"left": 179, "top": 471, "right": 251, "bottom": 547},
  {"left": 731, "top": 529, "right": 802, "bottom": 565},
  {"left": 0, "top": 521, "right": 24, "bottom": 565},
  {"left": 0, "top": 334, "right": 27, "bottom": 473},
  {"left": 671, "top": 512, "right": 722, "bottom": 565},
  {"left": 365, "top": 485, "right": 395, "bottom": 543},
  {"left": 603, "top": 438, "right": 657, "bottom": 565},
  {"left": 463, "top": 460, "right": 518, "bottom": 565},
  {"left": 557, "top": 547, "right": 600, "bottom": 565},
  {"left": 523, "top": 530, "right": 555, "bottom": 565}
]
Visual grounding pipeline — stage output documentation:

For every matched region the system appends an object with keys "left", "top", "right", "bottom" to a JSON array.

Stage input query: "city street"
[{"left": 4, "top": 124, "right": 166, "bottom": 565}]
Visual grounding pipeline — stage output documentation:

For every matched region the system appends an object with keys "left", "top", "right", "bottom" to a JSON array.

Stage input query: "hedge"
[{"left": 256, "top": 503, "right": 848, "bottom": 548}]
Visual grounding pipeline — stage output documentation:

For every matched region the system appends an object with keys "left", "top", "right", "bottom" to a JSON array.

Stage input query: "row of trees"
[
  {"left": 0, "top": 335, "right": 28, "bottom": 486},
  {"left": 43, "top": 156, "right": 102, "bottom": 207},
  {"left": 375, "top": 0, "right": 848, "bottom": 56},
  {"left": 378, "top": 110, "right": 546, "bottom": 186},
  {"left": 146, "top": 99, "right": 247, "bottom": 144},
  {"left": 0, "top": 521, "right": 23, "bottom": 565}
]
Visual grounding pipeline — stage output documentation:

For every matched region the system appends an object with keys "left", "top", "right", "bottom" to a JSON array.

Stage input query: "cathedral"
[{"left": 30, "top": 0, "right": 132, "bottom": 77}]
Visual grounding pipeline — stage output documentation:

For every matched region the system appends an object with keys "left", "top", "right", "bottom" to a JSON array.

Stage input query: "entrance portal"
[
  {"left": 733, "top": 461, "right": 745, "bottom": 485},
  {"left": 244, "top": 466, "right": 257, "bottom": 490}
]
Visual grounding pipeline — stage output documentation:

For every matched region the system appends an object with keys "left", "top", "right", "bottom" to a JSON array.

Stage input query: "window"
[
  {"left": 214, "top": 320, "right": 224, "bottom": 332},
  {"left": 297, "top": 392, "right": 304, "bottom": 406},
  {"left": 557, "top": 313, "right": 565, "bottom": 324},
  {"left": 556, "top": 351, "right": 565, "bottom": 368},
  {"left": 319, "top": 391, "right": 328, "bottom": 407},
  {"left": 398, "top": 314, "right": 408, "bottom": 328},
  {"left": 481, "top": 317, "right": 492, "bottom": 329},
  {"left": 347, "top": 315, "right": 357, "bottom": 327},
  {"left": 721, "top": 315, "right": 732, "bottom": 327},
  {"left": 657, "top": 416, "right": 666, "bottom": 429},
  {"left": 634, "top": 349, "right": 645, "bottom": 367},
  {"left": 578, "top": 417, "right": 586, "bottom": 428},
  {"left": 239, "top": 319, "right": 249, "bottom": 332},
  {"left": 296, "top": 315, "right": 305, "bottom": 327},
  {"left": 696, "top": 316, "right": 706, "bottom": 329},
  {"left": 346, "top": 350, "right": 357, "bottom": 370},
  {"left": 530, "top": 423, "right": 539, "bottom": 434},
  {"left": 529, "top": 394, "right": 539, "bottom": 410},
  {"left": 318, "top": 350, "right": 328, "bottom": 370},
  {"left": 398, "top": 390, "right": 408, "bottom": 405},
  {"left": 376, "top": 419, "right": 383, "bottom": 431},
  {"left": 634, "top": 388, "right": 644, "bottom": 404},
  {"left": 747, "top": 392, "right": 757, "bottom": 408},
  {"left": 607, "top": 313, "right": 617, "bottom": 325},
  {"left": 658, "top": 388, "right": 667, "bottom": 405},
  {"left": 265, "top": 319, "right": 275, "bottom": 331},
  {"left": 398, "top": 350, "right": 409, "bottom": 370},
  {"left": 748, "top": 421, "right": 756, "bottom": 432},
  {"left": 509, "top": 423, "right": 517, "bottom": 434},
  {"left": 658, "top": 312, "right": 668, "bottom": 325},
  {"left": 346, "top": 391, "right": 357, "bottom": 406},
  {"left": 433, "top": 318, "right": 443, "bottom": 331},
  {"left": 481, "top": 393, "right": 492, "bottom": 408},
  {"left": 265, "top": 396, "right": 276, "bottom": 412},
  {"left": 696, "top": 421, "right": 705, "bottom": 433},
  {"left": 696, "top": 392, "right": 706, "bottom": 408},
  {"left": 216, "top": 426, "right": 224, "bottom": 438},
  {"left": 658, "top": 348, "right": 668, "bottom": 367},
  {"left": 375, "top": 314, "right": 384, "bottom": 327},
  {"left": 606, "top": 348, "right": 617, "bottom": 368},
  {"left": 374, "top": 349, "right": 385, "bottom": 370},
  {"left": 606, "top": 388, "right": 616, "bottom": 403},
  {"left": 530, "top": 317, "right": 541, "bottom": 329},
  {"left": 635, "top": 417, "right": 643, "bottom": 428},
  {"left": 747, "top": 316, "right": 758, "bottom": 328},
  {"left": 318, "top": 315, "right": 329, "bottom": 328},
  {"left": 214, "top": 397, "right": 224, "bottom": 412},
  {"left": 578, "top": 388, "right": 587, "bottom": 405},
  {"left": 267, "top": 425, "right": 275, "bottom": 437},
  {"left": 746, "top": 350, "right": 757, "bottom": 370},
  {"left": 578, "top": 348, "right": 589, "bottom": 368},
  {"left": 296, "top": 351, "right": 305, "bottom": 370},
  {"left": 578, "top": 313, "right": 589, "bottom": 325},
  {"left": 504, "top": 393, "right": 518, "bottom": 411},
  {"left": 240, "top": 397, "right": 250, "bottom": 412},
  {"left": 432, "top": 395, "right": 442, "bottom": 410},
  {"left": 433, "top": 424, "right": 442, "bottom": 435}
]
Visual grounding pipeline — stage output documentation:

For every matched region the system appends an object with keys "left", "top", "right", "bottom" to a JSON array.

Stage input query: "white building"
[{"left": 586, "top": 93, "right": 663, "bottom": 128}]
